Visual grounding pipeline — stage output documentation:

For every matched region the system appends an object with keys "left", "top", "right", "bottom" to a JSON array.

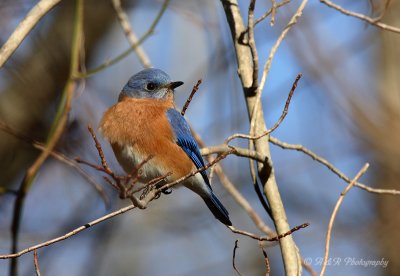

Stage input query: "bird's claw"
[{"left": 161, "top": 188, "right": 172, "bottom": 194}]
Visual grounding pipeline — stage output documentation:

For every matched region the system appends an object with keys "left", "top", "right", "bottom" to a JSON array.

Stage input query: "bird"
[{"left": 99, "top": 68, "right": 232, "bottom": 226}]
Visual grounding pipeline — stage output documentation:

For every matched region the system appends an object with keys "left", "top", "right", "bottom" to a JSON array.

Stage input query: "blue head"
[{"left": 119, "top": 68, "right": 184, "bottom": 101}]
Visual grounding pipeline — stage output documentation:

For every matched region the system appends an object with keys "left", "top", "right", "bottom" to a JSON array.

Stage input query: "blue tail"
[{"left": 202, "top": 191, "right": 232, "bottom": 226}]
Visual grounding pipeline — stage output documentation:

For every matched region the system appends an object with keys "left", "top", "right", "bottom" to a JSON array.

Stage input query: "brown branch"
[
  {"left": 0, "top": 140, "right": 237, "bottom": 260},
  {"left": 0, "top": 204, "right": 136, "bottom": 259},
  {"left": 181, "top": 79, "right": 202, "bottom": 116},
  {"left": 226, "top": 73, "right": 302, "bottom": 144},
  {"left": 82, "top": 127, "right": 234, "bottom": 209},
  {"left": 86, "top": 126, "right": 113, "bottom": 174},
  {"left": 9, "top": 2, "right": 84, "bottom": 274},
  {"left": 33, "top": 250, "right": 41, "bottom": 276},
  {"left": 242, "top": 0, "right": 291, "bottom": 36},
  {"left": 228, "top": 223, "right": 309, "bottom": 242},
  {"left": 261, "top": 248, "right": 271, "bottom": 276},
  {"left": 0, "top": 121, "right": 109, "bottom": 206},
  {"left": 200, "top": 144, "right": 266, "bottom": 163},
  {"left": 232, "top": 240, "right": 243, "bottom": 276},
  {"left": 249, "top": 0, "right": 307, "bottom": 138},
  {"left": 269, "top": 136, "right": 400, "bottom": 195},
  {"left": 320, "top": 163, "right": 369, "bottom": 276},
  {"left": 77, "top": 0, "right": 170, "bottom": 78},
  {"left": 111, "top": 0, "right": 152, "bottom": 68},
  {"left": 0, "top": 0, "right": 62, "bottom": 67},
  {"left": 320, "top": 0, "right": 400, "bottom": 34}
]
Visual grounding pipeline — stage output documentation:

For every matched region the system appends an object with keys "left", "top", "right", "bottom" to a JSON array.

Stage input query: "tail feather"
[{"left": 202, "top": 192, "right": 232, "bottom": 226}]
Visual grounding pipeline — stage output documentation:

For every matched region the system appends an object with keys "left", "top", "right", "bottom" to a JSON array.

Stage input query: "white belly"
[{"left": 114, "top": 144, "right": 164, "bottom": 182}]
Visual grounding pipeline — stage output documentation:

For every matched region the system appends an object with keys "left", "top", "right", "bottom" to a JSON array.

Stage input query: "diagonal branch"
[
  {"left": 269, "top": 136, "right": 400, "bottom": 195},
  {"left": 320, "top": 0, "right": 400, "bottom": 34},
  {"left": 0, "top": 121, "right": 109, "bottom": 205},
  {"left": 0, "top": 0, "right": 62, "bottom": 67},
  {"left": 78, "top": 0, "right": 170, "bottom": 78},
  {"left": 320, "top": 163, "right": 370, "bottom": 276},
  {"left": 9, "top": 1, "right": 84, "bottom": 274},
  {"left": 111, "top": 0, "right": 152, "bottom": 68},
  {"left": 226, "top": 73, "right": 301, "bottom": 144}
]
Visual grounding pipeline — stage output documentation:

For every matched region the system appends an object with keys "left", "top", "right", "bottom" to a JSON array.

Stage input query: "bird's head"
[{"left": 119, "top": 68, "right": 184, "bottom": 101}]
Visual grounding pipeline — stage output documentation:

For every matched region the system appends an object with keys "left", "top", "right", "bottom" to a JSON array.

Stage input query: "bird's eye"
[{"left": 146, "top": 83, "right": 156, "bottom": 91}]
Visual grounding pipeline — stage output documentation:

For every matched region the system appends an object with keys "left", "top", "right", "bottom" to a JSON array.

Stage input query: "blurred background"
[{"left": 0, "top": 0, "right": 399, "bottom": 275}]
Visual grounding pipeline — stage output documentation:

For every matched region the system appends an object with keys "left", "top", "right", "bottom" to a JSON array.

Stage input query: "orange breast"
[{"left": 99, "top": 97, "right": 195, "bottom": 181}]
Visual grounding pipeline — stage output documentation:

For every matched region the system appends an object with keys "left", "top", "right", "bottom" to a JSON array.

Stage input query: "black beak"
[{"left": 169, "top": 81, "right": 184, "bottom": 89}]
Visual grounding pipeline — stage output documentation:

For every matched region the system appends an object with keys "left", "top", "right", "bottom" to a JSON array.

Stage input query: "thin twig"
[
  {"left": 242, "top": 0, "right": 291, "bottom": 36},
  {"left": 228, "top": 223, "right": 309, "bottom": 242},
  {"left": 261, "top": 248, "right": 270, "bottom": 276},
  {"left": 87, "top": 126, "right": 112, "bottom": 174},
  {"left": 247, "top": 0, "right": 259, "bottom": 90},
  {"left": 269, "top": 136, "right": 400, "bottom": 195},
  {"left": 77, "top": 0, "right": 170, "bottom": 78},
  {"left": 249, "top": 0, "right": 307, "bottom": 139},
  {"left": 111, "top": 0, "right": 152, "bottom": 68},
  {"left": 226, "top": 73, "right": 301, "bottom": 144},
  {"left": 232, "top": 240, "right": 243, "bottom": 276},
  {"left": 181, "top": 79, "right": 202, "bottom": 116},
  {"left": 0, "top": 205, "right": 136, "bottom": 259},
  {"left": 33, "top": 250, "right": 41, "bottom": 276},
  {"left": 269, "top": 0, "right": 278, "bottom": 26},
  {"left": 9, "top": 1, "right": 84, "bottom": 274},
  {"left": 0, "top": 142, "right": 235, "bottom": 260},
  {"left": 320, "top": 0, "right": 400, "bottom": 34},
  {"left": 0, "top": 121, "right": 109, "bottom": 206},
  {"left": 0, "top": 0, "right": 62, "bottom": 67},
  {"left": 320, "top": 163, "right": 369, "bottom": 276},
  {"left": 200, "top": 144, "right": 266, "bottom": 163}
]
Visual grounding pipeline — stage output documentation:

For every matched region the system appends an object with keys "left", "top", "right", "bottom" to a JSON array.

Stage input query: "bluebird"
[{"left": 99, "top": 68, "right": 232, "bottom": 225}]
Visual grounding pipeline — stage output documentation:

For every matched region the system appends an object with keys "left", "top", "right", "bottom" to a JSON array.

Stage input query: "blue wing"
[{"left": 166, "top": 108, "right": 211, "bottom": 189}]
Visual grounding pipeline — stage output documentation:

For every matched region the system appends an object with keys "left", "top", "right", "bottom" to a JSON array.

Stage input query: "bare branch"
[
  {"left": 86, "top": 126, "right": 113, "bottom": 174},
  {"left": 250, "top": 0, "right": 307, "bottom": 137},
  {"left": 33, "top": 250, "right": 41, "bottom": 276},
  {"left": 78, "top": 0, "right": 170, "bottom": 78},
  {"left": 261, "top": 248, "right": 271, "bottom": 276},
  {"left": 0, "top": 0, "right": 62, "bottom": 67},
  {"left": 220, "top": 0, "right": 304, "bottom": 272},
  {"left": 181, "top": 79, "right": 202, "bottom": 116},
  {"left": 242, "top": 0, "right": 291, "bottom": 36},
  {"left": 269, "top": 136, "right": 400, "bottom": 195},
  {"left": 0, "top": 121, "right": 109, "bottom": 205},
  {"left": 228, "top": 223, "right": 309, "bottom": 242},
  {"left": 269, "top": 0, "right": 278, "bottom": 26},
  {"left": 226, "top": 73, "right": 301, "bottom": 143},
  {"left": 320, "top": 0, "right": 400, "bottom": 34},
  {"left": 9, "top": 1, "right": 84, "bottom": 273},
  {"left": 0, "top": 205, "right": 136, "bottom": 259},
  {"left": 200, "top": 144, "right": 266, "bottom": 163},
  {"left": 111, "top": 0, "right": 152, "bottom": 68},
  {"left": 320, "top": 163, "right": 370, "bottom": 276}
]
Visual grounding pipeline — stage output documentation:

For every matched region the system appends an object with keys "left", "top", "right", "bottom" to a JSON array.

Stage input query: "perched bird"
[{"left": 99, "top": 68, "right": 232, "bottom": 225}]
